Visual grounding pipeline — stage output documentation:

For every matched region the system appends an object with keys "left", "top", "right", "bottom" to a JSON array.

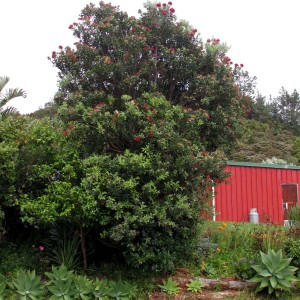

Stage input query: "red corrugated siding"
[{"left": 215, "top": 165, "right": 300, "bottom": 224}]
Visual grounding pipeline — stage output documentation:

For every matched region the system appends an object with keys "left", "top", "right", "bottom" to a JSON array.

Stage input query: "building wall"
[{"left": 214, "top": 164, "right": 300, "bottom": 224}]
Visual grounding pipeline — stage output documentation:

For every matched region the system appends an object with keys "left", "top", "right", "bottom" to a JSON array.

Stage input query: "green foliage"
[
  {"left": 285, "top": 237, "right": 300, "bottom": 268},
  {"left": 46, "top": 221, "right": 81, "bottom": 270},
  {"left": 45, "top": 265, "right": 75, "bottom": 299},
  {"left": 0, "top": 274, "right": 7, "bottom": 300},
  {"left": 106, "top": 280, "right": 137, "bottom": 300},
  {"left": 73, "top": 275, "right": 94, "bottom": 300},
  {"left": 186, "top": 279, "right": 202, "bottom": 293},
  {"left": 158, "top": 277, "right": 179, "bottom": 296},
  {"left": 287, "top": 204, "right": 300, "bottom": 227},
  {"left": 250, "top": 249, "right": 298, "bottom": 297},
  {"left": 8, "top": 270, "right": 45, "bottom": 300}
]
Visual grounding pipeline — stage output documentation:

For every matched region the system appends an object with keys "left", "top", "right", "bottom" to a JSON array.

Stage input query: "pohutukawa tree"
[{"left": 20, "top": 1, "right": 251, "bottom": 271}]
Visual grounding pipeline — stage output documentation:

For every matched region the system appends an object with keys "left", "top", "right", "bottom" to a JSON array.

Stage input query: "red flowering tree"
[
  {"left": 51, "top": 1, "right": 249, "bottom": 153},
  {"left": 19, "top": 1, "right": 251, "bottom": 271}
]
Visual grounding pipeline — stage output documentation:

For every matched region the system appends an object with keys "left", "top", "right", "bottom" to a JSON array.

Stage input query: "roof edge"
[{"left": 227, "top": 161, "right": 300, "bottom": 170}]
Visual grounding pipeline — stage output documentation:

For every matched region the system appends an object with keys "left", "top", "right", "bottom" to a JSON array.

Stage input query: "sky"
[{"left": 1, "top": 0, "right": 300, "bottom": 114}]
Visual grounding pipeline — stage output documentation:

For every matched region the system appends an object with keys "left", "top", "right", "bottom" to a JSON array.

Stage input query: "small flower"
[
  {"left": 168, "top": 1, "right": 173, "bottom": 5},
  {"left": 132, "top": 27, "right": 137, "bottom": 31},
  {"left": 146, "top": 27, "right": 151, "bottom": 32},
  {"left": 216, "top": 247, "right": 221, "bottom": 253},
  {"left": 52, "top": 51, "right": 56, "bottom": 58},
  {"left": 149, "top": 130, "right": 153, "bottom": 137},
  {"left": 207, "top": 38, "right": 211, "bottom": 43},
  {"left": 68, "top": 124, "right": 74, "bottom": 130},
  {"left": 134, "top": 136, "right": 141, "bottom": 141},
  {"left": 240, "top": 63, "right": 244, "bottom": 67},
  {"left": 162, "top": 3, "right": 167, "bottom": 6},
  {"left": 201, "top": 151, "right": 206, "bottom": 155},
  {"left": 124, "top": 55, "right": 129, "bottom": 60},
  {"left": 156, "top": 3, "right": 162, "bottom": 7},
  {"left": 162, "top": 11, "right": 167, "bottom": 15},
  {"left": 39, "top": 245, "right": 44, "bottom": 251},
  {"left": 63, "top": 130, "right": 69, "bottom": 136},
  {"left": 68, "top": 24, "right": 73, "bottom": 29},
  {"left": 170, "top": 8, "right": 175, "bottom": 13},
  {"left": 58, "top": 45, "right": 63, "bottom": 49}
]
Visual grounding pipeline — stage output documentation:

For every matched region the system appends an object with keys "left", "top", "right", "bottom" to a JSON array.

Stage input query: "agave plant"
[
  {"left": 8, "top": 270, "right": 45, "bottom": 300},
  {"left": 250, "top": 248, "right": 298, "bottom": 297}
]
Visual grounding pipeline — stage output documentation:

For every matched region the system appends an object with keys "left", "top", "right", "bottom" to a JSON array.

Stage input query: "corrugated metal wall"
[{"left": 214, "top": 164, "right": 300, "bottom": 224}]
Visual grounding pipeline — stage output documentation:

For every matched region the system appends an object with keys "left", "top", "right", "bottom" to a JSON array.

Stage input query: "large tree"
[{"left": 20, "top": 1, "right": 251, "bottom": 271}]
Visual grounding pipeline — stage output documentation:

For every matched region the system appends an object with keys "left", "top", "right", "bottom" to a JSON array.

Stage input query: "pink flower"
[
  {"left": 39, "top": 245, "right": 44, "bottom": 251},
  {"left": 170, "top": 8, "right": 175, "bottom": 13},
  {"left": 68, "top": 24, "right": 73, "bottom": 29},
  {"left": 168, "top": 1, "right": 173, "bottom": 5},
  {"left": 162, "top": 11, "right": 167, "bottom": 15},
  {"left": 163, "top": 3, "right": 167, "bottom": 7},
  {"left": 156, "top": 3, "right": 162, "bottom": 7}
]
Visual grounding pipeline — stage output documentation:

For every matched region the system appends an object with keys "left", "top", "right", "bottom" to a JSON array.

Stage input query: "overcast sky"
[{"left": 1, "top": 0, "right": 299, "bottom": 114}]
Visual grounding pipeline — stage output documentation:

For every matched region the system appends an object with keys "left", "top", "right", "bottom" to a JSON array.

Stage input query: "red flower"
[
  {"left": 154, "top": 23, "right": 159, "bottom": 26},
  {"left": 58, "top": 45, "right": 63, "bottom": 49},
  {"left": 168, "top": 1, "right": 173, "bottom": 5},
  {"left": 52, "top": 51, "right": 56, "bottom": 58},
  {"left": 143, "top": 104, "right": 149, "bottom": 110},
  {"left": 114, "top": 113, "right": 119, "bottom": 117},
  {"left": 170, "top": 8, "right": 175, "bottom": 13},
  {"left": 149, "top": 130, "right": 153, "bottom": 137},
  {"left": 63, "top": 130, "right": 69, "bottom": 136},
  {"left": 97, "top": 102, "right": 105, "bottom": 107},
  {"left": 240, "top": 63, "right": 244, "bottom": 67},
  {"left": 124, "top": 55, "right": 129, "bottom": 60},
  {"left": 68, "top": 124, "right": 74, "bottom": 130},
  {"left": 134, "top": 136, "right": 141, "bottom": 141},
  {"left": 132, "top": 27, "right": 137, "bottom": 31},
  {"left": 146, "top": 27, "right": 151, "bottom": 32},
  {"left": 201, "top": 151, "right": 206, "bottom": 156},
  {"left": 207, "top": 38, "right": 211, "bottom": 43},
  {"left": 234, "top": 63, "right": 239, "bottom": 67},
  {"left": 68, "top": 24, "right": 73, "bottom": 29},
  {"left": 156, "top": 3, "right": 161, "bottom": 7},
  {"left": 162, "top": 11, "right": 167, "bottom": 15},
  {"left": 162, "top": 3, "right": 167, "bottom": 6}
]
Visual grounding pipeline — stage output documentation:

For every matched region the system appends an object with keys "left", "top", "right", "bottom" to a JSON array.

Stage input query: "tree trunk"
[{"left": 79, "top": 224, "right": 87, "bottom": 269}]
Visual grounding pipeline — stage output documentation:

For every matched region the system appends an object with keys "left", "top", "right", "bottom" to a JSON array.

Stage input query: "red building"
[{"left": 214, "top": 161, "right": 300, "bottom": 224}]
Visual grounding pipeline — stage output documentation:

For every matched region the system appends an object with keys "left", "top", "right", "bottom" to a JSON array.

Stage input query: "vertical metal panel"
[{"left": 214, "top": 165, "right": 300, "bottom": 224}]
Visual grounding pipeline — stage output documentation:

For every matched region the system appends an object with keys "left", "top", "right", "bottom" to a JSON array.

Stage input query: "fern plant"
[
  {"left": 250, "top": 248, "right": 298, "bottom": 297},
  {"left": 8, "top": 270, "right": 45, "bottom": 300}
]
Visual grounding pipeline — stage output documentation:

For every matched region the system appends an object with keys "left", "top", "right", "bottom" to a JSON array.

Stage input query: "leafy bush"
[
  {"left": 285, "top": 237, "right": 300, "bottom": 268},
  {"left": 250, "top": 249, "right": 298, "bottom": 297}
]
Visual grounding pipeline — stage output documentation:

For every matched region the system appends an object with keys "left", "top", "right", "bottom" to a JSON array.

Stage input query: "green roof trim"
[{"left": 227, "top": 161, "right": 300, "bottom": 170}]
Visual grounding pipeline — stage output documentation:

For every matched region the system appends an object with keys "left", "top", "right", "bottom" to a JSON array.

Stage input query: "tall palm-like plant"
[{"left": 0, "top": 76, "right": 26, "bottom": 116}]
